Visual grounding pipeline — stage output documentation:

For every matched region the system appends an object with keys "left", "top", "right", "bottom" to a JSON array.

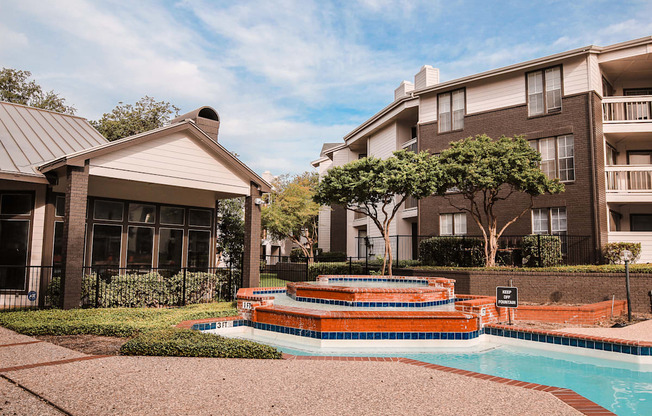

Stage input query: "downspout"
[{"left": 587, "top": 90, "right": 602, "bottom": 263}]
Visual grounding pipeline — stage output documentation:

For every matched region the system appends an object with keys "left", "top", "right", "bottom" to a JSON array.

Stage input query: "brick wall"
[
  {"left": 401, "top": 268, "right": 652, "bottom": 313},
  {"left": 418, "top": 93, "right": 602, "bottom": 259},
  {"left": 330, "top": 204, "right": 348, "bottom": 253}
]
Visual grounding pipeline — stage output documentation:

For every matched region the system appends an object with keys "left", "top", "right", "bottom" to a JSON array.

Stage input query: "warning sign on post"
[{"left": 496, "top": 286, "right": 518, "bottom": 308}]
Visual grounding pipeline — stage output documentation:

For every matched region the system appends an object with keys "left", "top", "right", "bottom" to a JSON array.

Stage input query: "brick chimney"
[
  {"left": 171, "top": 106, "right": 220, "bottom": 142},
  {"left": 414, "top": 65, "right": 439, "bottom": 90}
]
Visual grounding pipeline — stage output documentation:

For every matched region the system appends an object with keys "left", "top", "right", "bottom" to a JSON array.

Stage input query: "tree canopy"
[
  {"left": 91, "top": 96, "right": 179, "bottom": 141},
  {"left": 262, "top": 172, "right": 320, "bottom": 260},
  {"left": 0, "top": 68, "right": 76, "bottom": 115},
  {"left": 315, "top": 150, "right": 439, "bottom": 275},
  {"left": 436, "top": 134, "right": 564, "bottom": 266},
  {"left": 216, "top": 197, "right": 245, "bottom": 268}
]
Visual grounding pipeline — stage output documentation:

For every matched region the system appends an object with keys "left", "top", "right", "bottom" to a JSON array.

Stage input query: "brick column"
[
  {"left": 243, "top": 183, "right": 262, "bottom": 288},
  {"left": 61, "top": 165, "right": 89, "bottom": 309}
]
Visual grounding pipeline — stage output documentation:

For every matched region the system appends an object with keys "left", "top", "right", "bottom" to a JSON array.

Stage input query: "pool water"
[{"left": 279, "top": 344, "right": 652, "bottom": 415}]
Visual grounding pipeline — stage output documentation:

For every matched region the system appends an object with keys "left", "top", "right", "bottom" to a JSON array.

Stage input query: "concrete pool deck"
[
  {"left": 0, "top": 327, "right": 612, "bottom": 415},
  {"left": 555, "top": 318, "right": 652, "bottom": 343}
]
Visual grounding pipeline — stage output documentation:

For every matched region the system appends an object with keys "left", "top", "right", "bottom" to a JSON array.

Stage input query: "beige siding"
[
  {"left": 598, "top": 44, "right": 649, "bottom": 63},
  {"left": 89, "top": 132, "right": 249, "bottom": 195},
  {"left": 368, "top": 123, "right": 397, "bottom": 159},
  {"left": 30, "top": 186, "right": 46, "bottom": 270},
  {"left": 587, "top": 54, "right": 603, "bottom": 96},
  {"left": 318, "top": 159, "right": 333, "bottom": 179},
  {"left": 332, "top": 148, "right": 351, "bottom": 167},
  {"left": 318, "top": 207, "right": 331, "bottom": 252},
  {"left": 466, "top": 74, "right": 525, "bottom": 114},
  {"left": 563, "top": 57, "right": 589, "bottom": 96},
  {"left": 608, "top": 232, "right": 652, "bottom": 263},
  {"left": 419, "top": 94, "right": 438, "bottom": 124}
]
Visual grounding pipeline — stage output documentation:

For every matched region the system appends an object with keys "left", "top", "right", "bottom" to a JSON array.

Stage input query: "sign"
[
  {"left": 496, "top": 286, "right": 518, "bottom": 308},
  {"left": 27, "top": 291, "right": 37, "bottom": 302},
  {"left": 215, "top": 321, "right": 233, "bottom": 329},
  {"left": 241, "top": 302, "right": 253, "bottom": 310}
]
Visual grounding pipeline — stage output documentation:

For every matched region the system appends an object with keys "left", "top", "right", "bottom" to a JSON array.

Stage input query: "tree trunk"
[
  {"left": 485, "top": 233, "right": 498, "bottom": 267},
  {"left": 384, "top": 230, "right": 393, "bottom": 276}
]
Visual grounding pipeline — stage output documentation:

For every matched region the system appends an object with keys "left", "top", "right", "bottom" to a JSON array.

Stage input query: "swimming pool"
[{"left": 279, "top": 343, "right": 652, "bottom": 416}]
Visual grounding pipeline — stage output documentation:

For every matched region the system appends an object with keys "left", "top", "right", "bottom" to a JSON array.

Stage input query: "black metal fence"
[
  {"left": 0, "top": 265, "right": 60, "bottom": 311},
  {"left": 356, "top": 234, "right": 595, "bottom": 266}
]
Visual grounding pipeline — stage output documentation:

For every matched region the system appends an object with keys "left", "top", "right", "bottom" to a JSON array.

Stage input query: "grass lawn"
[
  {"left": 259, "top": 272, "right": 289, "bottom": 288},
  {"left": 0, "top": 302, "right": 239, "bottom": 337}
]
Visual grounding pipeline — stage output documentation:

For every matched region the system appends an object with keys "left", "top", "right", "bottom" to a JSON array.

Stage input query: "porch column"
[
  {"left": 61, "top": 164, "right": 89, "bottom": 309},
  {"left": 243, "top": 182, "right": 262, "bottom": 288}
]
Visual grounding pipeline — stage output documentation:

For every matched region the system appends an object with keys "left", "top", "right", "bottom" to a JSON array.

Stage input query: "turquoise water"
[{"left": 279, "top": 344, "right": 652, "bottom": 415}]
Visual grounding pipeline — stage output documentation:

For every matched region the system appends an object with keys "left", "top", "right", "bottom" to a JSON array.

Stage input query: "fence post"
[
  {"left": 395, "top": 235, "right": 399, "bottom": 270},
  {"left": 305, "top": 255, "right": 310, "bottom": 281},
  {"left": 349, "top": 257, "right": 352, "bottom": 275},
  {"left": 94, "top": 268, "right": 100, "bottom": 308},
  {"left": 537, "top": 234, "right": 542, "bottom": 267},
  {"left": 182, "top": 268, "right": 187, "bottom": 306}
]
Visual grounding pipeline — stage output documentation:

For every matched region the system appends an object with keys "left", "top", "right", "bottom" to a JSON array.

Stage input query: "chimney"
[
  {"left": 394, "top": 81, "right": 415, "bottom": 101},
  {"left": 171, "top": 106, "right": 220, "bottom": 142},
  {"left": 414, "top": 65, "right": 439, "bottom": 90}
]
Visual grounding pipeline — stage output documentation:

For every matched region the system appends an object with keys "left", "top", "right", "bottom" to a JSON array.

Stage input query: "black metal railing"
[
  {"left": 0, "top": 265, "right": 61, "bottom": 310},
  {"left": 259, "top": 255, "right": 381, "bottom": 287},
  {"left": 356, "top": 234, "right": 595, "bottom": 266}
]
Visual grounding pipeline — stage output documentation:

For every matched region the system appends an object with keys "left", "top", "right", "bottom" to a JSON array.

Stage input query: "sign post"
[{"left": 496, "top": 286, "right": 518, "bottom": 325}]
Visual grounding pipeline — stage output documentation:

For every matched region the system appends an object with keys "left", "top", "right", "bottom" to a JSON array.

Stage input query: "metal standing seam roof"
[{"left": 0, "top": 101, "right": 107, "bottom": 175}]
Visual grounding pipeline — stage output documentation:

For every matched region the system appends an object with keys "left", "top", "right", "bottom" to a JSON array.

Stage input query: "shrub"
[
  {"left": 289, "top": 247, "right": 322, "bottom": 261},
  {"left": 119, "top": 328, "right": 282, "bottom": 359},
  {"left": 307, "top": 262, "right": 364, "bottom": 279},
  {"left": 418, "top": 236, "right": 484, "bottom": 267},
  {"left": 521, "top": 235, "right": 563, "bottom": 267},
  {"left": 315, "top": 251, "right": 348, "bottom": 262},
  {"left": 603, "top": 242, "right": 642, "bottom": 264}
]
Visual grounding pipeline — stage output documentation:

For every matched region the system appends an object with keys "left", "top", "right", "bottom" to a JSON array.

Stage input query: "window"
[
  {"left": 91, "top": 224, "right": 122, "bottom": 267},
  {"left": 631, "top": 214, "right": 652, "bottom": 232},
  {"left": 94, "top": 200, "right": 124, "bottom": 221},
  {"left": 529, "top": 135, "right": 574, "bottom": 182},
  {"left": 438, "top": 89, "right": 465, "bottom": 133},
  {"left": 128, "top": 204, "right": 155, "bottom": 224},
  {"left": 0, "top": 193, "right": 33, "bottom": 291},
  {"left": 158, "top": 228, "right": 183, "bottom": 268},
  {"left": 127, "top": 226, "right": 154, "bottom": 269},
  {"left": 188, "top": 230, "right": 210, "bottom": 270},
  {"left": 440, "top": 213, "right": 466, "bottom": 235},
  {"left": 1, "top": 194, "right": 32, "bottom": 215},
  {"left": 160, "top": 206, "right": 184, "bottom": 225},
  {"left": 532, "top": 207, "right": 566, "bottom": 235},
  {"left": 188, "top": 209, "right": 211, "bottom": 227},
  {"left": 527, "top": 66, "right": 562, "bottom": 116},
  {"left": 55, "top": 196, "right": 66, "bottom": 217}
]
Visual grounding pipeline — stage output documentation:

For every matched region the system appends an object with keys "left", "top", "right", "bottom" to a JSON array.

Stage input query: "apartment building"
[{"left": 313, "top": 36, "right": 652, "bottom": 263}]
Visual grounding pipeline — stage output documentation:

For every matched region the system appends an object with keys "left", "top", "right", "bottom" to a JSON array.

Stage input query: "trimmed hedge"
[
  {"left": 603, "top": 242, "right": 642, "bottom": 264},
  {"left": 521, "top": 235, "right": 563, "bottom": 267},
  {"left": 419, "top": 236, "right": 484, "bottom": 267},
  {"left": 120, "top": 328, "right": 282, "bottom": 359},
  {"left": 0, "top": 303, "right": 238, "bottom": 337},
  {"left": 307, "top": 262, "right": 364, "bottom": 279}
]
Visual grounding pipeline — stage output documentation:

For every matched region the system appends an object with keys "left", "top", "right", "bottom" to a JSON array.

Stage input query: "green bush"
[
  {"left": 289, "top": 247, "right": 322, "bottom": 261},
  {"left": 47, "top": 270, "right": 233, "bottom": 308},
  {"left": 308, "top": 262, "right": 364, "bottom": 279},
  {"left": 315, "top": 251, "right": 348, "bottom": 262},
  {"left": 521, "top": 235, "right": 563, "bottom": 267},
  {"left": 120, "top": 328, "right": 282, "bottom": 359},
  {"left": 603, "top": 242, "right": 642, "bottom": 264},
  {"left": 418, "top": 236, "right": 484, "bottom": 267},
  {"left": 0, "top": 303, "right": 238, "bottom": 337}
]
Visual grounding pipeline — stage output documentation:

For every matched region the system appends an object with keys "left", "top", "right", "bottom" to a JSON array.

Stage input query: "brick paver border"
[
  {"left": 0, "top": 355, "right": 111, "bottom": 373},
  {"left": 0, "top": 340, "right": 43, "bottom": 348},
  {"left": 282, "top": 353, "right": 614, "bottom": 415}
]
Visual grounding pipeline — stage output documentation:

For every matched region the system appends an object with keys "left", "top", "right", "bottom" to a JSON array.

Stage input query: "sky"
[{"left": 1, "top": 0, "right": 651, "bottom": 175}]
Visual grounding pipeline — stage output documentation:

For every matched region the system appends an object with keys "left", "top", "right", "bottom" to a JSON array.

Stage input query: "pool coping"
[{"left": 280, "top": 353, "right": 614, "bottom": 415}]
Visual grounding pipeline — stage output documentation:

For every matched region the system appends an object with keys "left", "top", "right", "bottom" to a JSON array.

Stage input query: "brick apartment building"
[{"left": 312, "top": 36, "right": 652, "bottom": 263}]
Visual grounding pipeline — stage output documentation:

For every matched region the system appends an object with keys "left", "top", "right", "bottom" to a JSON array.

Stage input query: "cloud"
[{"left": 0, "top": 24, "right": 29, "bottom": 52}]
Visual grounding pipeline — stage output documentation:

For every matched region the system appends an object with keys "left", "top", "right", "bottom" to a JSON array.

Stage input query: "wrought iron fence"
[
  {"left": 356, "top": 234, "right": 595, "bottom": 266},
  {"left": 0, "top": 265, "right": 61, "bottom": 311},
  {"left": 260, "top": 255, "right": 376, "bottom": 287}
]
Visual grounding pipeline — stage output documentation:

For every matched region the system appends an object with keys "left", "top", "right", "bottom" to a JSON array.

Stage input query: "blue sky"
[{"left": 1, "top": 0, "right": 650, "bottom": 175}]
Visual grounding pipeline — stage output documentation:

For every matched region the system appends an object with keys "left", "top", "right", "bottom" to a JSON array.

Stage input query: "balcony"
[
  {"left": 602, "top": 96, "right": 652, "bottom": 134},
  {"left": 605, "top": 166, "right": 652, "bottom": 202}
]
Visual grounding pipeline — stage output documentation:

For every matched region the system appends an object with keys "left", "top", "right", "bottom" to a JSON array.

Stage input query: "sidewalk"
[{"left": 0, "top": 326, "right": 591, "bottom": 415}]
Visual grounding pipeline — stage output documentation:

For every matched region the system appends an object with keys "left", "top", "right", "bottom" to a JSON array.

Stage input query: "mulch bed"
[{"left": 36, "top": 335, "right": 128, "bottom": 355}]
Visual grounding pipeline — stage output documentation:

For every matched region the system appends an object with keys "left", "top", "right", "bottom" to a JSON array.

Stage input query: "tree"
[
  {"left": 436, "top": 134, "right": 564, "bottom": 267},
  {"left": 0, "top": 68, "right": 76, "bottom": 114},
  {"left": 262, "top": 172, "right": 320, "bottom": 261},
  {"left": 216, "top": 198, "right": 245, "bottom": 268},
  {"left": 91, "top": 96, "right": 179, "bottom": 141},
  {"left": 314, "top": 150, "right": 439, "bottom": 276}
]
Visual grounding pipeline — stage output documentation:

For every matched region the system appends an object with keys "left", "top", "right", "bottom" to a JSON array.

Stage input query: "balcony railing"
[
  {"left": 605, "top": 166, "right": 652, "bottom": 192},
  {"left": 603, "top": 96, "right": 652, "bottom": 122}
]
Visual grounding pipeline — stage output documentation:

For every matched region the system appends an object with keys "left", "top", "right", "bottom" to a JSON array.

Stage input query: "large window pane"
[
  {"left": 189, "top": 209, "right": 211, "bottom": 227},
  {"left": 55, "top": 196, "right": 65, "bottom": 217},
  {"left": 127, "top": 226, "right": 154, "bottom": 269},
  {"left": 452, "top": 90, "right": 465, "bottom": 130},
  {"left": 440, "top": 214, "right": 453, "bottom": 235},
  {"left": 438, "top": 92, "right": 451, "bottom": 133},
  {"left": 454, "top": 213, "right": 467, "bottom": 235},
  {"left": 557, "top": 135, "right": 574, "bottom": 181},
  {"left": 91, "top": 224, "right": 122, "bottom": 267},
  {"left": 160, "top": 206, "right": 185, "bottom": 225},
  {"left": 528, "top": 72, "right": 544, "bottom": 116},
  {"left": 0, "top": 220, "right": 30, "bottom": 290},
  {"left": 94, "top": 200, "right": 124, "bottom": 221},
  {"left": 539, "top": 138, "right": 556, "bottom": 178},
  {"left": 128, "top": 203, "right": 156, "bottom": 223},
  {"left": 53, "top": 221, "right": 64, "bottom": 266},
  {"left": 158, "top": 228, "right": 184, "bottom": 268},
  {"left": 188, "top": 230, "right": 210, "bottom": 270},
  {"left": 1, "top": 194, "right": 32, "bottom": 215},
  {"left": 545, "top": 67, "right": 562, "bottom": 111},
  {"left": 532, "top": 209, "right": 549, "bottom": 234},
  {"left": 551, "top": 208, "right": 567, "bottom": 234}
]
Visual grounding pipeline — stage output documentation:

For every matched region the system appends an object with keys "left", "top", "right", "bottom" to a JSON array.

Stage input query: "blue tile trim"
[
  {"left": 252, "top": 289, "right": 287, "bottom": 295},
  {"left": 290, "top": 295, "right": 458, "bottom": 308},
  {"left": 326, "top": 277, "right": 428, "bottom": 286},
  {"left": 486, "top": 326, "right": 646, "bottom": 356}
]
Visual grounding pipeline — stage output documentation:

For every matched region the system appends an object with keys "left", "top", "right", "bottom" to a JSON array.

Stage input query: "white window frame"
[
  {"left": 438, "top": 89, "right": 465, "bottom": 133},
  {"left": 529, "top": 135, "right": 575, "bottom": 183},
  {"left": 527, "top": 66, "right": 562, "bottom": 116},
  {"left": 532, "top": 207, "right": 567, "bottom": 235},
  {"left": 440, "top": 213, "right": 467, "bottom": 236}
]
